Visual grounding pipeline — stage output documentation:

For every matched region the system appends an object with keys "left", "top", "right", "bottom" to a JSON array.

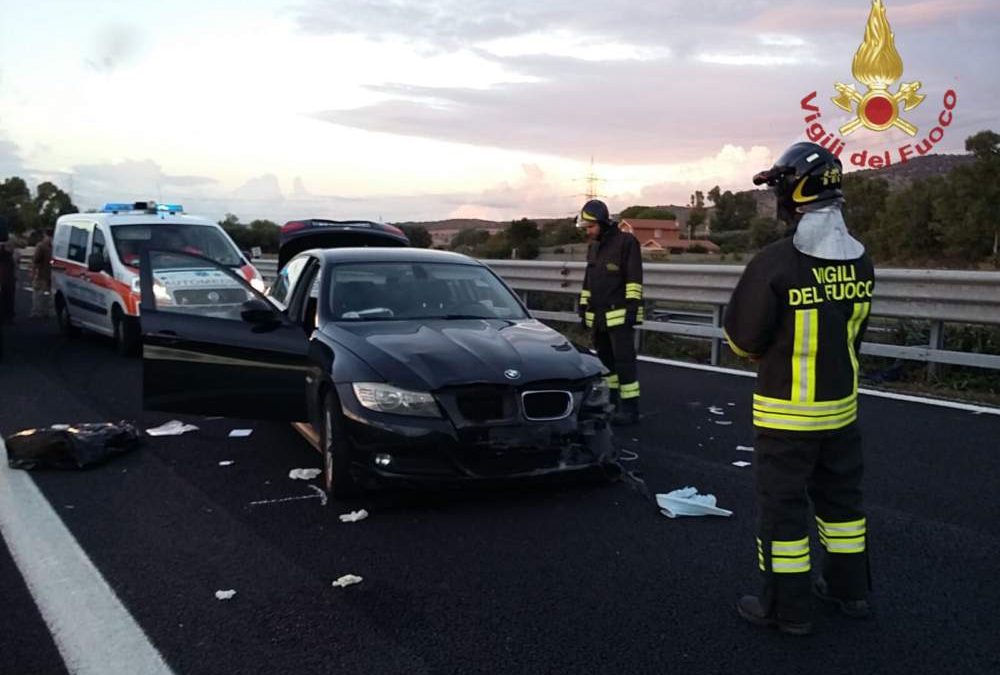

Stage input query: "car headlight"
[
  {"left": 584, "top": 378, "right": 610, "bottom": 407},
  {"left": 352, "top": 382, "right": 441, "bottom": 418},
  {"left": 153, "top": 280, "right": 171, "bottom": 304}
]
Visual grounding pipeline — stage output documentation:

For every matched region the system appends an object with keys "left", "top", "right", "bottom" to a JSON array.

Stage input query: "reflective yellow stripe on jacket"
[{"left": 625, "top": 282, "right": 643, "bottom": 301}]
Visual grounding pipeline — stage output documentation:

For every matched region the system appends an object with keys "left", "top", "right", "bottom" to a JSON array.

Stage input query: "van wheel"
[
  {"left": 56, "top": 298, "right": 80, "bottom": 338},
  {"left": 321, "top": 392, "right": 361, "bottom": 499},
  {"left": 112, "top": 309, "right": 140, "bottom": 357}
]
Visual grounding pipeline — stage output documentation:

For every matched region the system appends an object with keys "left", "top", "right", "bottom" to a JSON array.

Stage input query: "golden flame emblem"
[{"left": 832, "top": 0, "right": 925, "bottom": 136}]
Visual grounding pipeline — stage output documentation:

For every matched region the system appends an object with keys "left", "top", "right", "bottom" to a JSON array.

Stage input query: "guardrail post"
[
  {"left": 710, "top": 305, "right": 723, "bottom": 366},
  {"left": 927, "top": 320, "right": 944, "bottom": 379}
]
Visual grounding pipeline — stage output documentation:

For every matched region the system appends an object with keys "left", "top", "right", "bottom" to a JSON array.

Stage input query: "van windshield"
[{"left": 111, "top": 224, "right": 243, "bottom": 268}]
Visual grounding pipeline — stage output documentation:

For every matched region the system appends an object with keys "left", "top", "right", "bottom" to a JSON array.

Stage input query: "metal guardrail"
[{"left": 252, "top": 256, "right": 1000, "bottom": 371}]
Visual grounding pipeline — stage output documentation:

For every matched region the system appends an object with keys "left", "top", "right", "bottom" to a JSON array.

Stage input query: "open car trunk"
[{"left": 278, "top": 220, "right": 410, "bottom": 268}]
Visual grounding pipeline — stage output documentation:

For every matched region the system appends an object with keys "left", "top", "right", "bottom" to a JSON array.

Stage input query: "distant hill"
[
  {"left": 394, "top": 154, "right": 974, "bottom": 233},
  {"left": 850, "top": 152, "right": 974, "bottom": 188}
]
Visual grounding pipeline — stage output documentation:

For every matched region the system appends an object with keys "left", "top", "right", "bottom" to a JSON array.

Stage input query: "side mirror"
[
  {"left": 87, "top": 252, "right": 104, "bottom": 273},
  {"left": 240, "top": 298, "right": 280, "bottom": 325}
]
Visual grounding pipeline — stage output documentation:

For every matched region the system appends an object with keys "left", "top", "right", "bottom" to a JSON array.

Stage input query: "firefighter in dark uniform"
[
  {"left": 576, "top": 199, "right": 644, "bottom": 426},
  {"left": 724, "top": 142, "right": 875, "bottom": 635}
]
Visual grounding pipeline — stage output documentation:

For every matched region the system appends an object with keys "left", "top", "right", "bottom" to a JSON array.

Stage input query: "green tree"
[
  {"left": 246, "top": 219, "right": 280, "bottom": 252},
  {"left": 707, "top": 186, "right": 756, "bottom": 232},
  {"left": 450, "top": 228, "right": 490, "bottom": 251},
  {"left": 686, "top": 190, "right": 707, "bottom": 239},
  {"left": 506, "top": 218, "right": 540, "bottom": 259},
  {"left": 32, "top": 181, "right": 78, "bottom": 230},
  {"left": 399, "top": 225, "right": 432, "bottom": 248},
  {"left": 748, "top": 215, "right": 782, "bottom": 249},
  {"left": 0, "top": 176, "right": 34, "bottom": 233},
  {"left": 842, "top": 173, "right": 889, "bottom": 244},
  {"left": 619, "top": 205, "right": 678, "bottom": 220},
  {"left": 540, "top": 218, "right": 583, "bottom": 247}
]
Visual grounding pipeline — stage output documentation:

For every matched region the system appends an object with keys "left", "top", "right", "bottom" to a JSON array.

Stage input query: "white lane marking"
[
  {"left": 0, "top": 439, "right": 175, "bottom": 675},
  {"left": 248, "top": 485, "right": 327, "bottom": 508},
  {"left": 639, "top": 356, "right": 1000, "bottom": 416}
]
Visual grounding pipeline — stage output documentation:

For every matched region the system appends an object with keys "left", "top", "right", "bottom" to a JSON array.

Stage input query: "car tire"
[
  {"left": 56, "top": 297, "right": 81, "bottom": 338},
  {"left": 321, "top": 392, "right": 361, "bottom": 499},
  {"left": 113, "top": 310, "right": 140, "bottom": 357}
]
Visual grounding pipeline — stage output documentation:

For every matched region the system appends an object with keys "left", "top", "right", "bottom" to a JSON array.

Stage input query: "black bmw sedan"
[{"left": 139, "top": 243, "right": 615, "bottom": 497}]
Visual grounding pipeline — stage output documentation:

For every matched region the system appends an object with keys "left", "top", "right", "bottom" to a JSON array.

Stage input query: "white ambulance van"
[{"left": 52, "top": 201, "right": 266, "bottom": 355}]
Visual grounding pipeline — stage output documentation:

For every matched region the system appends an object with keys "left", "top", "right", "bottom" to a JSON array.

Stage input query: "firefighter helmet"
[
  {"left": 753, "top": 142, "right": 843, "bottom": 224},
  {"left": 576, "top": 199, "right": 611, "bottom": 229}
]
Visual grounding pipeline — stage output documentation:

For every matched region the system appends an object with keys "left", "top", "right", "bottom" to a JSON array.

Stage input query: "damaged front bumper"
[{"left": 336, "top": 383, "right": 616, "bottom": 483}]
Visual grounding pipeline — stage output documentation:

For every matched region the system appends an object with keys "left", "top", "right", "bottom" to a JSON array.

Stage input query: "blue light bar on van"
[
  {"left": 102, "top": 203, "right": 135, "bottom": 213},
  {"left": 101, "top": 202, "right": 184, "bottom": 214}
]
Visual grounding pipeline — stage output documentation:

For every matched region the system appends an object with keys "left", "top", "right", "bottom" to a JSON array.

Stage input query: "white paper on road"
[
  {"left": 228, "top": 429, "right": 253, "bottom": 438},
  {"left": 708, "top": 406, "right": 725, "bottom": 416},
  {"left": 656, "top": 486, "right": 733, "bottom": 518},
  {"left": 219, "top": 461, "right": 234, "bottom": 466},
  {"left": 289, "top": 468, "right": 321, "bottom": 480},
  {"left": 332, "top": 574, "right": 363, "bottom": 588},
  {"left": 339, "top": 509, "right": 369, "bottom": 523},
  {"left": 146, "top": 420, "right": 199, "bottom": 437},
  {"left": 732, "top": 461, "right": 751, "bottom": 468},
  {"left": 215, "top": 590, "right": 236, "bottom": 600},
  {"left": 736, "top": 445, "right": 754, "bottom": 452}
]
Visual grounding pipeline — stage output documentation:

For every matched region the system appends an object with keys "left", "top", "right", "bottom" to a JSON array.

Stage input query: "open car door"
[{"left": 139, "top": 249, "right": 309, "bottom": 421}]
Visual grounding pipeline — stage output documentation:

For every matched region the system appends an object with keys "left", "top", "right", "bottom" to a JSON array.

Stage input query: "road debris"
[
  {"left": 219, "top": 460, "right": 234, "bottom": 466},
  {"left": 332, "top": 574, "right": 363, "bottom": 588},
  {"left": 656, "top": 486, "right": 733, "bottom": 518},
  {"left": 146, "top": 420, "right": 199, "bottom": 437},
  {"left": 6, "top": 421, "right": 140, "bottom": 470},
  {"left": 732, "top": 461, "right": 751, "bottom": 468},
  {"left": 736, "top": 445, "right": 754, "bottom": 452},
  {"left": 714, "top": 420, "right": 733, "bottom": 426},
  {"left": 289, "top": 468, "right": 321, "bottom": 480},
  {"left": 215, "top": 590, "right": 236, "bottom": 600},
  {"left": 339, "top": 509, "right": 369, "bottom": 523},
  {"left": 228, "top": 429, "right": 253, "bottom": 438},
  {"left": 708, "top": 406, "right": 725, "bottom": 416}
]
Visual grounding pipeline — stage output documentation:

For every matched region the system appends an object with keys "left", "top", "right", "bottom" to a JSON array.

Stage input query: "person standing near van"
[
  {"left": 31, "top": 229, "right": 54, "bottom": 319},
  {"left": 0, "top": 237, "right": 16, "bottom": 324}
]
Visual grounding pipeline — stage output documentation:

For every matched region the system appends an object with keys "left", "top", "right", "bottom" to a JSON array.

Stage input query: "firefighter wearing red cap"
[
  {"left": 725, "top": 142, "right": 875, "bottom": 635},
  {"left": 576, "top": 199, "right": 644, "bottom": 426}
]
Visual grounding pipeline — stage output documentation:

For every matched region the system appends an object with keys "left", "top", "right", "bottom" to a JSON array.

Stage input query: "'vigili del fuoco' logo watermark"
[{"left": 798, "top": 0, "right": 957, "bottom": 169}]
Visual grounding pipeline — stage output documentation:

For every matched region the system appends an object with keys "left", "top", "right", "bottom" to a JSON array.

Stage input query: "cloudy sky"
[{"left": 1, "top": 0, "right": 997, "bottom": 224}]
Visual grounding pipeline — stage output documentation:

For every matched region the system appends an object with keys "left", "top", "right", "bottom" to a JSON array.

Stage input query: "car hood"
[{"left": 322, "top": 318, "right": 603, "bottom": 391}]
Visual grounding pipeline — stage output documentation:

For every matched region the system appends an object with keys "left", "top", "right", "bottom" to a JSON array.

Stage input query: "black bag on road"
[{"left": 5, "top": 421, "right": 140, "bottom": 470}]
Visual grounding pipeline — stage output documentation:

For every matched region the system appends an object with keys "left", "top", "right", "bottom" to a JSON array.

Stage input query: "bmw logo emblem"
[{"left": 504, "top": 369, "right": 520, "bottom": 380}]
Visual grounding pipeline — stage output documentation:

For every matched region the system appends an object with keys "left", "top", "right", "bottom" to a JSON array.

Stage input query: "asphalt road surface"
[{"left": 2, "top": 283, "right": 999, "bottom": 675}]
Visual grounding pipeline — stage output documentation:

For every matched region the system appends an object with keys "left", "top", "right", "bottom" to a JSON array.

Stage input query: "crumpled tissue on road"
[
  {"left": 656, "top": 487, "right": 733, "bottom": 518},
  {"left": 215, "top": 590, "right": 237, "bottom": 600},
  {"left": 145, "top": 420, "right": 199, "bottom": 437},
  {"left": 5, "top": 421, "right": 140, "bottom": 470},
  {"left": 339, "top": 509, "right": 369, "bottom": 523},
  {"left": 289, "top": 468, "right": 322, "bottom": 480},
  {"left": 332, "top": 574, "right": 363, "bottom": 588}
]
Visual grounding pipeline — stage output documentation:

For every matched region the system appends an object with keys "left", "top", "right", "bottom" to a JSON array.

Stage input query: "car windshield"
[
  {"left": 327, "top": 261, "right": 528, "bottom": 321},
  {"left": 111, "top": 224, "right": 243, "bottom": 268}
]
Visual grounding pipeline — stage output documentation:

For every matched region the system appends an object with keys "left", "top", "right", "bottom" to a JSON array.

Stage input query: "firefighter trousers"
[
  {"left": 593, "top": 325, "right": 639, "bottom": 405},
  {"left": 754, "top": 424, "right": 869, "bottom": 622}
]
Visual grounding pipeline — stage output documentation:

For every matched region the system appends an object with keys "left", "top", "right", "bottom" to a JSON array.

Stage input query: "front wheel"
[
  {"left": 321, "top": 393, "right": 361, "bottom": 499},
  {"left": 113, "top": 311, "right": 140, "bottom": 357},
  {"left": 56, "top": 297, "right": 81, "bottom": 338}
]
